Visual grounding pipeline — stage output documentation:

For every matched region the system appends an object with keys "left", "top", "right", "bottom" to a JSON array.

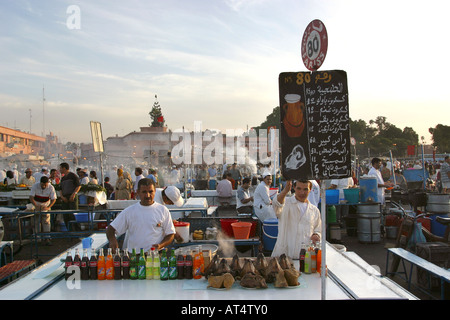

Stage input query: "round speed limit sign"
[{"left": 301, "top": 19, "right": 328, "bottom": 71}]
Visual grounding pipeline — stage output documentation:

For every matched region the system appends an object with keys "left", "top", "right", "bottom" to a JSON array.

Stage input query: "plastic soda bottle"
[
  {"left": 114, "top": 249, "right": 122, "bottom": 280},
  {"left": 169, "top": 248, "right": 177, "bottom": 280},
  {"left": 130, "top": 248, "right": 138, "bottom": 280},
  {"left": 122, "top": 249, "right": 130, "bottom": 280},
  {"left": 146, "top": 250, "right": 153, "bottom": 280},
  {"left": 97, "top": 248, "right": 106, "bottom": 280},
  {"left": 310, "top": 242, "right": 317, "bottom": 273},
  {"left": 64, "top": 250, "right": 73, "bottom": 280},
  {"left": 152, "top": 247, "right": 160, "bottom": 280},
  {"left": 316, "top": 242, "right": 322, "bottom": 274},
  {"left": 304, "top": 247, "right": 311, "bottom": 274},
  {"left": 299, "top": 243, "right": 306, "bottom": 273},
  {"left": 160, "top": 248, "right": 169, "bottom": 280},
  {"left": 184, "top": 249, "right": 193, "bottom": 279},
  {"left": 106, "top": 248, "right": 114, "bottom": 280},
  {"left": 80, "top": 248, "right": 90, "bottom": 280},
  {"left": 193, "top": 247, "right": 202, "bottom": 279},
  {"left": 138, "top": 248, "right": 146, "bottom": 279}
]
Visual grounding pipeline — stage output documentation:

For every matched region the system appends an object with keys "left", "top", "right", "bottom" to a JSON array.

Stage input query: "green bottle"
[
  {"left": 169, "top": 248, "right": 177, "bottom": 280},
  {"left": 130, "top": 248, "right": 138, "bottom": 280},
  {"left": 138, "top": 248, "right": 146, "bottom": 279},
  {"left": 160, "top": 248, "right": 169, "bottom": 280}
]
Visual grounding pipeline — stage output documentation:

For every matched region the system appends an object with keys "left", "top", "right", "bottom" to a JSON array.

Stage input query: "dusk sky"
[{"left": 1, "top": 0, "right": 449, "bottom": 144}]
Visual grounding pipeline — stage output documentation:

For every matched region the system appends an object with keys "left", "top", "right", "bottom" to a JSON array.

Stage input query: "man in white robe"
[
  {"left": 253, "top": 172, "right": 276, "bottom": 222},
  {"left": 271, "top": 180, "right": 322, "bottom": 259}
]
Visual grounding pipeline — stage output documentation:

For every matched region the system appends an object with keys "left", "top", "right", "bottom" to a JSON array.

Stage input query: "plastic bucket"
[
  {"left": 326, "top": 189, "right": 339, "bottom": 204},
  {"left": 344, "top": 188, "right": 360, "bottom": 203},
  {"left": 430, "top": 213, "right": 449, "bottom": 237},
  {"left": 231, "top": 222, "right": 252, "bottom": 239},
  {"left": 220, "top": 219, "right": 238, "bottom": 237},
  {"left": 174, "top": 222, "right": 190, "bottom": 243},
  {"left": 262, "top": 218, "right": 278, "bottom": 251},
  {"left": 359, "top": 177, "right": 378, "bottom": 202}
]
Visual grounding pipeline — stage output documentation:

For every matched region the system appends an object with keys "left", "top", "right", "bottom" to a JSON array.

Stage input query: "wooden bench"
[
  {"left": 0, "top": 260, "right": 37, "bottom": 284},
  {"left": 386, "top": 247, "right": 450, "bottom": 299}
]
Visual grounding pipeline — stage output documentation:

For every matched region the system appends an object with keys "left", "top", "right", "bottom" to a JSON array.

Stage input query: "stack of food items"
[{"left": 204, "top": 253, "right": 300, "bottom": 289}]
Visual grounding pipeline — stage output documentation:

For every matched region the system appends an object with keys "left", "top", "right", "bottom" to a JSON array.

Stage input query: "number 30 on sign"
[{"left": 301, "top": 19, "right": 328, "bottom": 71}]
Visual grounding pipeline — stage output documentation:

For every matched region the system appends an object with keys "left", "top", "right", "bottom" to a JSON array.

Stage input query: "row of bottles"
[
  {"left": 299, "top": 241, "right": 323, "bottom": 274},
  {"left": 65, "top": 246, "right": 206, "bottom": 281}
]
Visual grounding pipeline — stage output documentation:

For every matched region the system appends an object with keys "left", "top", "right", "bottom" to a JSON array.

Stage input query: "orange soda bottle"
[
  {"left": 105, "top": 248, "right": 114, "bottom": 280},
  {"left": 193, "top": 247, "right": 202, "bottom": 279},
  {"left": 97, "top": 248, "right": 106, "bottom": 280}
]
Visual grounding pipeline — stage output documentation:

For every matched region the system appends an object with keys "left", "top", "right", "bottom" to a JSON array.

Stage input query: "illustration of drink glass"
[{"left": 282, "top": 94, "right": 305, "bottom": 138}]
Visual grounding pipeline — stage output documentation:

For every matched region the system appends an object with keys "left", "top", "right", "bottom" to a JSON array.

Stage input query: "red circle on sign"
[{"left": 301, "top": 19, "right": 328, "bottom": 71}]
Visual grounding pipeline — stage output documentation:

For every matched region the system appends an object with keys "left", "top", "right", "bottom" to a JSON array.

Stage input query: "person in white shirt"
[
  {"left": 107, "top": 178, "right": 176, "bottom": 254},
  {"left": 236, "top": 177, "right": 254, "bottom": 214},
  {"left": 368, "top": 157, "right": 393, "bottom": 205},
  {"left": 134, "top": 167, "right": 145, "bottom": 198},
  {"left": 329, "top": 177, "right": 354, "bottom": 201},
  {"left": 216, "top": 173, "right": 233, "bottom": 206},
  {"left": 307, "top": 179, "right": 321, "bottom": 208},
  {"left": 271, "top": 180, "right": 322, "bottom": 259},
  {"left": 29, "top": 176, "right": 57, "bottom": 244},
  {"left": 19, "top": 168, "right": 36, "bottom": 186},
  {"left": 253, "top": 172, "right": 276, "bottom": 222},
  {"left": 33, "top": 167, "right": 49, "bottom": 183}
]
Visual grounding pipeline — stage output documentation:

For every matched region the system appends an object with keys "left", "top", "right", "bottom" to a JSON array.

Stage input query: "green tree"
[
  {"left": 429, "top": 124, "right": 450, "bottom": 153},
  {"left": 254, "top": 106, "right": 280, "bottom": 130},
  {"left": 149, "top": 95, "right": 165, "bottom": 127}
]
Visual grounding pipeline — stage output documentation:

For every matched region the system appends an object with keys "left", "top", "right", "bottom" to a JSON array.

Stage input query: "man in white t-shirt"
[
  {"left": 368, "top": 157, "right": 393, "bottom": 205},
  {"left": 29, "top": 176, "right": 57, "bottom": 245},
  {"left": 107, "top": 178, "right": 176, "bottom": 254},
  {"left": 236, "top": 177, "right": 254, "bottom": 214}
]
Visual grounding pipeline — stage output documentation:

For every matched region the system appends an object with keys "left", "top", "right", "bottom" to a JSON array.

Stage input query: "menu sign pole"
[{"left": 279, "top": 19, "right": 351, "bottom": 300}]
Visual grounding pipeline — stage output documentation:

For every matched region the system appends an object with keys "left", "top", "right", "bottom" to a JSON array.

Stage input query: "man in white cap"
[
  {"left": 253, "top": 171, "right": 276, "bottom": 221},
  {"left": 155, "top": 186, "right": 184, "bottom": 207},
  {"left": 33, "top": 167, "right": 49, "bottom": 182}
]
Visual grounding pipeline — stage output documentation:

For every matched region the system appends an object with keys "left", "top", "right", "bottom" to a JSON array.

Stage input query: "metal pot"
[{"left": 426, "top": 193, "right": 450, "bottom": 214}]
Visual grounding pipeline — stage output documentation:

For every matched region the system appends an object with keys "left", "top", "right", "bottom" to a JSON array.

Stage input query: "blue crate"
[{"left": 74, "top": 212, "right": 93, "bottom": 223}]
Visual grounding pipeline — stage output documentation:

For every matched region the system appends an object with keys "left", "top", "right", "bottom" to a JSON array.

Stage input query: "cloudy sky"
[{"left": 1, "top": 0, "right": 449, "bottom": 144}]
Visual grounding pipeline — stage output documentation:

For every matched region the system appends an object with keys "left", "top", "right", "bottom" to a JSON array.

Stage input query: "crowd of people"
[{"left": 0, "top": 155, "right": 448, "bottom": 256}]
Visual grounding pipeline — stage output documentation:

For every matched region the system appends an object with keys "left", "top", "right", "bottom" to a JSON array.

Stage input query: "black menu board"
[{"left": 279, "top": 70, "right": 351, "bottom": 180}]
